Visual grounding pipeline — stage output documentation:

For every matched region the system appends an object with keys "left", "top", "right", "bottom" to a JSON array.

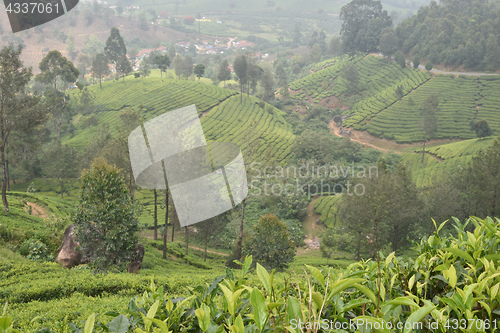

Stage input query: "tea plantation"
[
  {"left": 67, "top": 77, "right": 294, "bottom": 162},
  {"left": 290, "top": 55, "right": 500, "bottom": 143}
]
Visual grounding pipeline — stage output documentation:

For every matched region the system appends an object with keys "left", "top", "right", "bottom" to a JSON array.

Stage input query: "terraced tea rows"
[
  {"left": 362, "top": 75, "right": 479, "bottom": 143},
  {"left": 477, "top": 77, "right": 500, "bottom": 134},
  {"left": 314, "top": 195, "right": 342, "bottom": 227},
  {"left": 290, "top": 55, "right": 430, "bottom": 106},
  {"left": 66, "top": 78, "right": 294, "bottom": 163},
  {"left": 426, "top": 136, "right": 495, "bottom": 160}
]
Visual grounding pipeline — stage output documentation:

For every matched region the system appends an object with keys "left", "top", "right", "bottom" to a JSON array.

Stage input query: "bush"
[{"left": 19, "top": 239, "right": 52, "bottom": 261}]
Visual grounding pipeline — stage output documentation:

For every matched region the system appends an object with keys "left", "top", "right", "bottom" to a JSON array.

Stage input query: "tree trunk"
[
  {"left": 163, "top": 188, "right": 169, "bottom": 259},
  {"left": 240, "top": 83, "right": 243, "bottom": 103},
  {"left": 421, "top": 139, "right": 426, "bottom": 166},
  {"left": 171, "top": 206, "right": 175, "bottom": 242},
  {"left": 57, "top": 118, "right": 62, "bottom": 142},
  {"left": 185, "top": 226, "right": 189, "bottom": 255},
  {"left": 236, "top": 198, "right": 246, "bottom": 260},
  {"left": 154, "top": 189, "right": 158, "bottom": 240},
  {"left": 99, "top": 76, "right": 102, "bottom": 89},
  {"left": 356, "top": 231, "right": 362, "bottom": 261},
  {"left": 393, "top": 225, "right": 399, "bottom": 253},
  {"left": 204, "top": 233, "right": 208, "bottom": 262},
  {"left": 1, "top": 144, "right": 9, "bottom": 212},
  {"left": 6, "top": 156, "right": 9, "bottom": 192}
]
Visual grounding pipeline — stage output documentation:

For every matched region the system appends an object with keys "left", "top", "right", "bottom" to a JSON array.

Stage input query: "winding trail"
[{"left": 330, "top": 121, "right": 444, "bottom": 162}]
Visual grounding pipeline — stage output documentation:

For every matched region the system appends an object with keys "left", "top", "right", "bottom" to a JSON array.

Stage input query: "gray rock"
[
  {"left": 56, "top": 224, "right": 82, "bottom": 268},
  {"left": 127, "top": 243, "right": 145, "bottom": 273}
]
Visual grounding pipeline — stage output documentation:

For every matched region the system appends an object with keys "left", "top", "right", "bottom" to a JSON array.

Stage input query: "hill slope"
[
  {"left": 291, "top": 55, "right": 500, "bottom": 143},
  {"left": 67, "top": 76, "right": 294, "bottom": 162}
]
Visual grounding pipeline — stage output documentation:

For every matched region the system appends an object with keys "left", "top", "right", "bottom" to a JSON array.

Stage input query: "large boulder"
[
  {"left": 127, "top": 243, "right": 145, "bottom": 274},
  {"left": 56, "top": 224, "right": 82, "bottom": 268}
]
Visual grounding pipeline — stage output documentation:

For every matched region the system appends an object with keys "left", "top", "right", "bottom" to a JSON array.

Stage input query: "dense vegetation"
[
  {"left": 396, "top": 0, "right": 500, "bottom": 71},
  {"left": 4, "top": 217, "right": 500, "bottom": 332}
]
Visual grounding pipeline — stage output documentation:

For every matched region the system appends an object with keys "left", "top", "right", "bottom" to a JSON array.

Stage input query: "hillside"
[
  {"left": 291, "top": 55, "right": 500, "bottom": 143},
  {"left": 67, "top": 75, "right": 295, "bottom": 162}
]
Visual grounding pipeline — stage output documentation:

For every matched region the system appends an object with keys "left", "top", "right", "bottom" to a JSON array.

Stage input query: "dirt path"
[
  {"left": 27, "top": 202, "right": 48, "bottom": 218},
  {"left": 301, "top": 199, "right": 323, "bottom": 251},
  {"left": 330, "top": 121, "right": 447, "bottom": 162}
]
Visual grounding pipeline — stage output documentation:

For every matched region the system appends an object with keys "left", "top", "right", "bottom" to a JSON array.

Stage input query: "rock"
[
  {"left": 56, "top": 224, "right": 82, "bottom": 268},
  {"left": 56, "top": 225, "right": 144, "bottom": 272},
  {"left": 127, "top": 243, "right": 145, "bottom": 274}
]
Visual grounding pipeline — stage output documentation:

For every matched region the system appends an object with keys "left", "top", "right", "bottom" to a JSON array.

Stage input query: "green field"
[{"left": 67, "top": 76, "right": 294, "bottom": 163}]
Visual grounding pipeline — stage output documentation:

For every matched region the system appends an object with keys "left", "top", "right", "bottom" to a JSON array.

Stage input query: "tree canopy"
[
  {"left": 396, "top": 0, "right": 500, "bottom": 70},
  {"left": 73, "top": 158, "right": 139, "bottom": 272},
  {"left": 340, "top": 0, "right": 392, "bottom": 53}
]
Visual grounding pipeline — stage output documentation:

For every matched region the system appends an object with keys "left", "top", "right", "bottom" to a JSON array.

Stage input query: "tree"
[
  {"left": 243, "top": 213, "right": 295, "bottom": 271},
  {"left": 195, "top": 213, "right": 230, "bottom": 261},
  {"left": 328, "top": 36, "right": 343, "bottom": 56},
  {"left": 471, "top": 119, "right": 493, "bottom": 139},
  {"left": 182, "top": 56, "right": 193, "bottom": 79},
  {"left": 173, "top": 54, "right": 183, "bottom": 79},
  {"left": 37, "top": 50, "right": 79, "bottom": 141},
  {"left": 411, "top": 55, "right": 420, "bottom": 69},
  {"left": 0, "top": 45, "right": 45, "bottom": 212},
  {"left": 104, "top": 27, "right": 127, "bottom": 65},
  {"left": 340, "top": 0, "right": 392, "bottom": 53},
  {"left": 41, "top": 143, "right": 79, "bottom": 198},
  {"left": 37, "top": 50, "right": 79, "bottom": 92},
  {"left": 452, "top": 138, "right": 500, "bottom": 218},
  {"left": 91, "top": 53, "right": 109, "bottom": 88},
  {"left": 394, "top": 50, "right": 406, "bottom": 68},
  {"left": 73, "top": 158, "right": 139, "bottom": 272},
  {"left": 420, "top": 95, "right": 439, "bottom": 166},
  {"left": 379, "top": 28, "right": 398, "bottom": 61},
  {"left": 425, "top": 61, "right": 433, "bottom": 71},
  {"left": 194, "top": 64, "right": 205, "bottom": 80},
  {"left": 153, "top": 54, "right": 170, "bottom": 78},
  {"left": 116, "top": 55, "right": 132, "bottom": 83},
  {"left": 233, "top": 55, "right": 248, "bottom": 102},
  {"left": 217, "top": 59, "right": 231, "bottom": 84},
  {"left": 260, "top": 69, "right": 275, "bottom": 102},
  {"left": 341, "top": 63, "right": 359, "bottom": 94},
  {"left": 139, "top": 59, "right": 151, "bottom": 77}
]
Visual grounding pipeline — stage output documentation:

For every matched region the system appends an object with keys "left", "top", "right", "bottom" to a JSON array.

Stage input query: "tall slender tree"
[
  {"left": 421, "top": 95, "right": 439, "bottom": 166},
  {"left": 233, "top": 55, "right": 248, "bottom": 102},
  {"left": 0, "top": 44, "right": 45, "bottom": 212},
  {"left": 36, "top": 50, "right": 79, "bottom": 141},
  {"left": 91, "top": 53, "right": 109, "bottom": 88}
]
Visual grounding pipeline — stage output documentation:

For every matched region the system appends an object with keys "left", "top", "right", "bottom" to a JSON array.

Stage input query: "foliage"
[
  {"left": 396, "top": 0, "right": 500, "bottom": 70},
  {"left": 193, "top": 64, "right": 205, "bottom": 80},
  {"left": 104, "top": 27, "right": 127, "bottom": 65},
  {"left": 471, "top": 119, "right": 493, "bottom": 138},
  {"left": 91, "top": 53, "right": 109, "bottom": 89},
  {"left": 340, "top": 0, "right": 392, "bottom": 53},
  {"left": 243, "top": 213, "right": 295, "bottom": 271},
  {"left": 7, "top": 218, "right": 500, "bottom": 332},
  {"left": 0, "top": 44, "right": 45, "bottom": 213},
  {"left": 36, "top": 50, "right": 79, "bottom": 91},
  {"left": 73, "top": 158, "right": 139, "bottom": 272},
  {"left": 394, "top": 50, "right": 405, "bottom": 68}
]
